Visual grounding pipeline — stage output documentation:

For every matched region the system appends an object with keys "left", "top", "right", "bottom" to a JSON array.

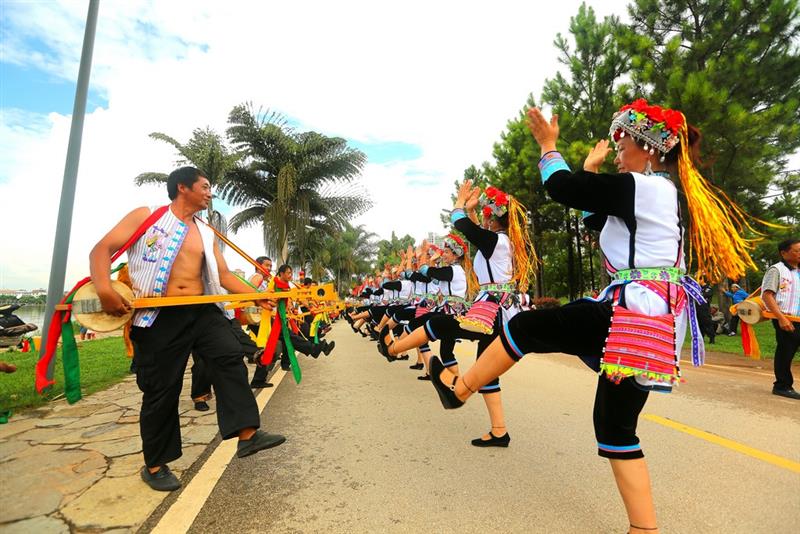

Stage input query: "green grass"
[{"left": 0, "top": 336, "right": 132, "bottom": 414}]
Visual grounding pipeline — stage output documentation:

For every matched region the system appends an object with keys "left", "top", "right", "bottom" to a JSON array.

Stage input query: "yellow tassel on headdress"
[
  {"left": 461, "top": 246, "right": 480, "bottom": 299},
  {"left": 676, "top": 117, "right": 778, "bottom": 283},
  {"left": 507, "top": 196, "right": 538, "bottom": 291}
]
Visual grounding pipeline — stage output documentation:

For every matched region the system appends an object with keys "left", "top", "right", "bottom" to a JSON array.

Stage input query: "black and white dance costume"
[
  {"left": 498, "top": 154, "right": 698, "bottom": 460},
  {"left": 424, "top": 215, "right": 523, "bottom": 393},
  {"left": 404, "top": 262, "right": 467, "bottom": 366}
]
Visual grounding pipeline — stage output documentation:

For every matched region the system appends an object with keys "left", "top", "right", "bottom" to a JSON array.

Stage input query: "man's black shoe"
[
  {"left": 250, "top": 381, "right": 274, "bottom": 389},
  {"left": 772, "top": 387, "right": 800, "bottom": 400},
  {"left": 237, "top": 430, "right": 286, "bottom": 458},
  {"left": 194, "top": 401, "right": 210, "bottom": 412},
  {"left": 141, "top": 465, "right": 181, "bottom": 492},
  {"left": 323, "top": 341, "right": 335, "bottom": 356}
]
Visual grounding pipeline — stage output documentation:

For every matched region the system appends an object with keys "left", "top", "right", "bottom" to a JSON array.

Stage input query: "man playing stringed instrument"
[{"left": 90, "top": 166, "right": 285, "bottom": 492}]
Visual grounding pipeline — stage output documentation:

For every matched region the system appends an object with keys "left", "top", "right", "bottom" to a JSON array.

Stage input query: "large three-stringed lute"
[{"left": 57, "top": 281, "right": 338, "bottom": 332}]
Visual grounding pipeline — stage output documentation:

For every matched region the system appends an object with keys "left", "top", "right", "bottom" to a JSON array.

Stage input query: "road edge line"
[{"left": 151, "top": 368, "right": 288, "bottom": 534}]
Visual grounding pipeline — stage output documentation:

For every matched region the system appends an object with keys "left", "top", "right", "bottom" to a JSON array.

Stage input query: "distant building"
[
  {"left": 426, "top": 232, "right": 446, "bottom": 249},
  {"left": 0, "top": 288, "right": 47, "bottom": 298}
]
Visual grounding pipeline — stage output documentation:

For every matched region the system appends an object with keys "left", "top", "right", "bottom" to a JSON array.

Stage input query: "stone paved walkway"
[{"left": 0, "top": 369, "right": 225, "bottom": 533}]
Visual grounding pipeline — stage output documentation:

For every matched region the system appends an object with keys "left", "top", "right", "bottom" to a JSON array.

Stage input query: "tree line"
[{"left": 461, "top": 0, "right": 799, "bottom": 301}]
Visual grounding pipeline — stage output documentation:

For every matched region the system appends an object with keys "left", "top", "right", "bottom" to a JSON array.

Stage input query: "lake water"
[{"left": 3, "top": 304, "right": 46, "bottom": 335}]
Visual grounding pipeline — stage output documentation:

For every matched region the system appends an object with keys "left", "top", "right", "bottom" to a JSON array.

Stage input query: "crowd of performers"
[
  {"left": 190, "top": 258, "right": 339, "bottom": 407},
  {"left": 345, "top": 184, "right": 535, "bottom": 447},
  {"left": 344, "top": 98, "right": 763, "bottom": 534}
]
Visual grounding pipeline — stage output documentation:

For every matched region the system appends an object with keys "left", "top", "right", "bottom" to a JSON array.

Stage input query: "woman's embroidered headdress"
[
  {"left": 609, "top": 98, "right": 775, "bottom": 283},
  {"left": 443, "top": 233, "right": 467, "bottom": 257},
  {"left": 609, "top": 99, "right": 682, "bottom": 161}
]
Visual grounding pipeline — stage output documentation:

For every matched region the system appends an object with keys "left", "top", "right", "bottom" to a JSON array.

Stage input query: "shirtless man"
[{"left": 90, "top": 166, "right": 285, "bottom": 492}]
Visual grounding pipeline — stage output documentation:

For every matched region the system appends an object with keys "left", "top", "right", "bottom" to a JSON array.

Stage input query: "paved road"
[{"left": 181, "top": 322, "right": 799, "bottom": 533}]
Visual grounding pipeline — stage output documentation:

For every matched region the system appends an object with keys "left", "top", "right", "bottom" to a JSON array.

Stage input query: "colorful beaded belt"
[
  {"left": 479, "top": 283, "right": 516, "bottom": 294},
  {"left": 611, "top": 267, "right": 685, "bottom": 285}
]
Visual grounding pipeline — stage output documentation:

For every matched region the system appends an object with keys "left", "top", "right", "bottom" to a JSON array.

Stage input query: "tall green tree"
[
  {"left": 328, "top": 223, "right": 378, "bottom": 294},
  {"left": 133, "top": 127, "right": 239, "bottom": 234},
  {"left": 439, "top": 165, "right": 488, "bottom": 229},
  {"left": 220, "top": 104, "right": 371, "bottom": 263},
  {"left": 538, "top": 3, "right": 630, "bottom": 299},
  {"left": 482, "top": 95, "right": 558, "bottom": 297},
  {"left": 375, "top": 232, "right": 416, "bottom": 269},
  {"left": 289, "top": 222, "right": 377, "bottom": 293},
  {"left": 621, "top": 0, "right": 800, "bottom": 219}
]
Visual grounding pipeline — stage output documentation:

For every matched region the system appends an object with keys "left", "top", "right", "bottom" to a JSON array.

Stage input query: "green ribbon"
[
  {"left": 274, "top": 286, "right": 301, "bottom": 384},
  {"left": 61, "top": 313, "right": 81, "bottom": 404},
  {"left": 62, "top": 263, "right": 128, "bottom": 404}
]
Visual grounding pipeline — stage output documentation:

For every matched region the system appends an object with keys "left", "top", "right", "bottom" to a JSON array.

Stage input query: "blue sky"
[{"left": 0, "top": 62, "right": 108, "bottom": 115}]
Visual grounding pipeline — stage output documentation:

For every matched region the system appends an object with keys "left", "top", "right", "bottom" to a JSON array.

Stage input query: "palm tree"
[
  {"left": 133, "top": 127, "right": 240, "bottom": 234},
  {"left": 289, "top": 223, "right": 377, "bottom": 294},
  {"left": 328, "top": 223, "right": 378, "bottom": 294},
  {"left": 219, "top": 104, "right": 371, "bottom": 263}
]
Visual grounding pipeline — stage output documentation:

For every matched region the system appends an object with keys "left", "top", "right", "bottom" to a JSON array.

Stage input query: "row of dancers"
[{"left": 343, "top": 99, "right": 755, "bottom": 534}]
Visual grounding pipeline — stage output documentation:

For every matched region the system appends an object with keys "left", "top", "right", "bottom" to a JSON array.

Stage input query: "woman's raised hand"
[
  {"left": 465, "top": 185, "right": 481, "bottom": 211},
  {"left": 455, "top": 179, "right": 473, "bottom": 208},
  {"left": 526, "top": 107, "right": 559, "bottom": 153},
  {"left": 583, "top": 139, "right": 612, "bottom": 173}
]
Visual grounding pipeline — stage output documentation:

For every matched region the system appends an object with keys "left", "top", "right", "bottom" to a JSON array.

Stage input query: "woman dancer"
[
  {"left": 377, "top": 245, "right": 439, "bottom": 370},
  {"left": 384, "top": 236, "right": 472, "bottom": 380},
  {"left": 388, "top": 181, "right": 535, "bottom": 447},
  {"left": 427, "top": 101, "right": 758, "bottom": 533}
]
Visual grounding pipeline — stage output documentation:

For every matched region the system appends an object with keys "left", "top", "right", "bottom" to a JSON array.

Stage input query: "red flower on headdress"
[
  {"left": 662, "top": 109, "right": 684, "bottom": 134},
  {"left": 645, "top": 104, "right": 665, "bottom": 123},
  {"left": 620, "top": 98, "right": 649, "bottom": 113},
  {"left": 494, "top": 191, "right": 509, "bottom": 207},
  {"left": 485, "top": 186, "right": 499, "bottom": 199},
  {"left": 482, "top": 205, "right": 493, "bottom": 218},
  {"left": 447, "top": 233, "right": 467, "bottom": 249}
]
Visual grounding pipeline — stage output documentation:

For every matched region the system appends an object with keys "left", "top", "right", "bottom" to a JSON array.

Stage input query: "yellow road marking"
[
  {"left": 643, "top": 414, "right": 800, "bottom": 474},
  {"left": 152, "top": 369, "right": 288, "bottom": 534}
]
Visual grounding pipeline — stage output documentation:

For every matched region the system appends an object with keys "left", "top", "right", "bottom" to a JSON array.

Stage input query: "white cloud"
[{"left": 0, "top": 0, "right": 636, "bottom": 288}]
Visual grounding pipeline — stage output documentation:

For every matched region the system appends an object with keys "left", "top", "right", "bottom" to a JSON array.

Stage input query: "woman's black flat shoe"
[
  {"left": 409, "top": 363, "right": 425, "bottom": 370},
  {"left": 470, "top": 431, "right": 510, "bottom": 448},
  {"left": 429, "top": 357, "right": 464, "bottom": 409},
  {"left": 377, "top": 327, "right": 391, "bottom": 358},
  {"left": 417, "top": 374, "right": 431, "bottom": 381}
]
